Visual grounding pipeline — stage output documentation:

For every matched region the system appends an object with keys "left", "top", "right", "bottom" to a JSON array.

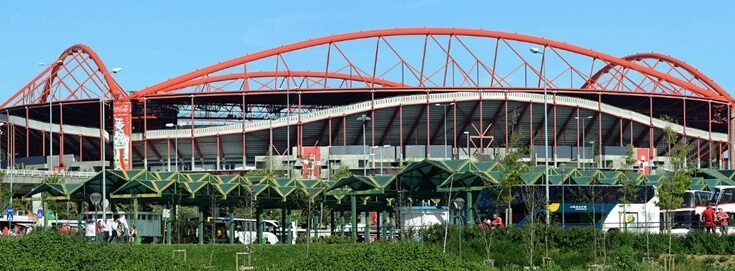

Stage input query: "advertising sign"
[
  {"left": 113, "top": 101, "right": 132, "bottom": 170},
  {"left": 301, "top": 147, "right": 321, "bottom": 179}
]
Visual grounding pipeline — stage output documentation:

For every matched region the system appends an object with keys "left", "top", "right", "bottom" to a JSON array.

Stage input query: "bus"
[
  {"left": 476, "top": 185, "right": 660, "bottom": 233},
  {"left": 207, "top": 217, "right": 281, "bottom": 244},
  {"left": 667, "top": 190, "right": 712, "bottom": 236},
  {"left": 709, "top": 185, "right": 735, "bottom": 233}
]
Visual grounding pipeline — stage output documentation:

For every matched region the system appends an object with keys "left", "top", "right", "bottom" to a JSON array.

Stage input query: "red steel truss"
[
  {"left": 1, "top": 44, "right": 126, "bottom": 108},
  {"left": 130, "top": 28, "right": 733, "bottom": 103}
]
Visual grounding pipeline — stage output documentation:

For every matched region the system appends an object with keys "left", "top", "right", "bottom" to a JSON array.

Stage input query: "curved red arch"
[
  {"left": 156, "top": 70, "right": 406, "bottom": 95},
  {"left": 1, "top": 44, "right": 125, "bottom": 108},
  {"left": 582, "top": 52, "right": 732, "bottom": 101},
  {"left": 48, "top": 44, "right": 126, "bottom": 100},
  {"left": 131, "top": 28, "right": 728, "bottom": 102}
]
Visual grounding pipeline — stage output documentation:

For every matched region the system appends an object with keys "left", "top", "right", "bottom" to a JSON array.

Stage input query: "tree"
[
  {"left": 619, "top": 144, "right": 639, "bottom": 233},
  {"left": 330, "top": 165, "right": 352, "bottom": 181},
  {"left": 655, "top": 120, "right": 690, "bottom": 264}
]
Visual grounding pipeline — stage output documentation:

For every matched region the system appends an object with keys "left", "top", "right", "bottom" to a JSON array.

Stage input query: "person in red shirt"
[
  {"left": 491, "top": 214, "right": 504, "bottom": 229},
  {"left": 718, "top": 208, "right": 729, "bottom": 235},
  {"left": 701, "top": 205, "right": 717, "bottom": 233}
]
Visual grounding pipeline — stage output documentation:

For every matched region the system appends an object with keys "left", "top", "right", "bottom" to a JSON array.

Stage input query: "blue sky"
[{"left": 1, "top": 1, "right": 733, "bottom": 100}]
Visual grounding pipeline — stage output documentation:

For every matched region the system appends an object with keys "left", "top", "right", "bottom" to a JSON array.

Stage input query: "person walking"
[{"left": 718, "top": 208, "right": 729, "bottom": 235}]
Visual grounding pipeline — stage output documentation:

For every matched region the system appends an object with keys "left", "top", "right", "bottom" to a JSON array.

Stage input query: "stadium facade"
[{"left": 1, "top": 28, "right": 733, "bottom": 178}]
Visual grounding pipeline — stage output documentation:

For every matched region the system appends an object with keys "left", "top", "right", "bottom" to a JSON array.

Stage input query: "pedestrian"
[
  {"left": 2, "top": 226, "right": 8, "bottom": 237},
  {"left": 491, "top": 214, "right": 504, "bottom": 229},
  {"left": 701, "top": 204, "right": 717, "bottom": 233},
  {"left": 718, "top": 208, "right": 729, "bottom": 235},
  {"left": 129, "top": 224, "right": 137, "bottom": 244},
  {"left": 116, "top": 220, "right": 124, "bottom": 243}
]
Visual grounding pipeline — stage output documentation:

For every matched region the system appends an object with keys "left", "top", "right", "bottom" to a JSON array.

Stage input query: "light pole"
[
  {"left": 530, "top": 47, "right": 550, "bottom": 226},
  {"left": 165, "top": 123, "right": 178, "bottom": 171},
  {"left": 100, "top": 67, "right": 121, "bottom": 224},
  {"left": 40, "top": 61, "right": 61, "bottom": 172},
  {"left": 357, "top": 114, "right": 371, "bottom": 176},
  {"left": 435, "top": 103, "right": 455, "bottom": 160},
  {"left": 0, "top": 123, "right": 7, "bottom": 205},
  {"left": 100, "top": 98, "right": 107, "bottom": 228},
  {"left": 575, "top": 116, "right": 592, "bottom": 170},
  {"left": 463, "top": 131, "right": 470, "bottom": 159}
]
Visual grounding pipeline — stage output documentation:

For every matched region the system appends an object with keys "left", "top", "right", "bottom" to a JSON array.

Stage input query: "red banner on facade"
[
  {"left": 113, "top": 101, "right": 132, "bottom": 170},
  {"left": 301, "top": 147, "right": 321, "bottom": 179}
]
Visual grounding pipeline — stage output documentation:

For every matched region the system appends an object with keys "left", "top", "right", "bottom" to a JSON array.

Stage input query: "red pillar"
[
  {"left": 191, "top": 96, "right": 195, "bottom": 170},
  {"left": 649, "top": 97, "right": 654, "bottom": 160},
  {"left": 143, "top": 99, "right": 148, "bottom": 169},
  {"left": 453, "top": 101, "right": 457, "bottom": 158},
  {"left": 529, "top": 102, "right": 534, "bottom": 161},
  {"left": 79, "top": 136, "right": 83, "bottom": 161},
  {"left": 425, "top": 94, "right": 431, "bottom": 158},
  {"left": 25, "top": 107, "right": 29, "bottom": 157},
  {"left": 246, "top": 94, "right": 248, "bottom": 169},
  {"left": 399, "top": 105, "right": 404, "bottom": 161},
  {"left": 59, "top": 103, "right": 64, "bottom": 168}
]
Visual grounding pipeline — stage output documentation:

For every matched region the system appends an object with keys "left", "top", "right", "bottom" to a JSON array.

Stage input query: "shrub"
[{"left": 268, "top": 242, "right": 491, "bottom": 271}]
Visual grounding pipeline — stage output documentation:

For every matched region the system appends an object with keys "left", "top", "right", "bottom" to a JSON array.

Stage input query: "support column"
[
  {"left": 257, "top": 208, "right": 264, "bottom": 244},
  {"left": 330, "top": 210, "right": 336, "bottom": 236},
  {"left": 216, "top": 135, "right": 221, "bottom": 170},
  {"left": 198, "top": 209, "right": 204, "bottom": 244},
  {"left": 133, "top": 196, "right": 139, "bottom": 244},
  {"left": 313, "top": 213, "right": 319, "bottom": 242},
  {"left": 281, "top": 208, "right": 287, "bottom": 243},
  {"left": 76, "top": 201, "right": 83, "bottom": 236},
  {"left": 246, "top": 94, "right": 248, "bottom": 168},
  {"left": 364, "top": 211, "right": 370, "bottom": 243},
  {"left": 191, "top": 96, "right": 196, "bottom": 170},
  {"left": 286, "top": 209, "right": 293, "bottom": 244},
  {"left": 466, "top": 191, "right": 474, "bottom": 226},
  {"left": 380, "top": 210, "right": 387, "bottom": 240},
  {"left": 351, "top": 195, "right": 357, "bottom": 241},
  {"left": 143, "top": 98, "right": 148, "bottom": 169},
  {"left": 59, "top": 103, "right": 64, "bottom": 168},
  {"left": 229, "top": 210, "right": 235, "bottom": 244},
  {"left": 339, "top": 210, "right": 345, "bottom": 236}
]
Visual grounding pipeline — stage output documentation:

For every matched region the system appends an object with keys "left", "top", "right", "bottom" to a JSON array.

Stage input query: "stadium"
[{"left": 1, "top": 28, "right": 733, "bottom": 177}]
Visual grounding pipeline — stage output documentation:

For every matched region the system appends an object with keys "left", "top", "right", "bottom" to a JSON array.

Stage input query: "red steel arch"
[
  {"left": 1, "top": 44, "right": 125, "bottom": 108},
  {"left": 583, "top": 52, "right": 733, "bottom": 101},
  {"left": 160, "top": 70, "right": 406, "bottom": 94},
  {"left": 130, "top": 28, "right": 731, "bottom": 102}
]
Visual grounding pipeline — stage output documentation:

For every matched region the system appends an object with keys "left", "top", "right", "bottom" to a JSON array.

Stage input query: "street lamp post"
[
  {"left": 575, "top": 116, "right": 593, "bottom": 170},
  {"left": 100, "top": 98, "right": 107, "bottom": 228},
  {"left": 0, "top": 123, "right": 7, "bottom": 205},
  {"left": 165, "top": 123, "right": 178, "bottom": 171},
  {"left": 530, "top": 47, "right": 550, "bottom": 226},
  {"left": 357, "top": 114, "right": 371, "bottom": 176},
  {"left": 435, "top": 103, "right": 455, "bottom": 160}
]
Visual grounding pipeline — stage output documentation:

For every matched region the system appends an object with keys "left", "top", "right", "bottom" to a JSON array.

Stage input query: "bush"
[
  {"left": 268, "top": 242, "right": 491, "bottom": 271},
  {"left": 0, "top": 230, "right": 200, "bottom": 271}
]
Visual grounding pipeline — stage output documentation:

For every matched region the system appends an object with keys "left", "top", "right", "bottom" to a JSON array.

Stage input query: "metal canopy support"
[
  {"left": 198, "top": 209, "right": 204, "bottom": 244},
  {"left": 351, "top": 195, "right": 357, "bottom": 241},
  {"left": 257, "top": 209, "right": 264, "bottom": 244},
  {"left": 363, "top": 211, "right": 370, "bottom": 243}
]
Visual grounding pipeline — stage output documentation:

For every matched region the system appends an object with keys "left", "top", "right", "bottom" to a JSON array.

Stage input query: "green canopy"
[{"left": 25, "top": 183, "right": 83, "bottom": 200}]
